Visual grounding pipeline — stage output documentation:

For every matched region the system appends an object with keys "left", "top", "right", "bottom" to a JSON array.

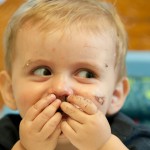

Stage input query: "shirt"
[{"left": 0, "top": 113, "right": 150, "bottom": 150}]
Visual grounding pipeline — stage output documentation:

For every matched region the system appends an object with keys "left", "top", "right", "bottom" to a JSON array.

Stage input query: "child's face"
[{"left": 11, "top": 25, "right": 117, "bottom": 117}]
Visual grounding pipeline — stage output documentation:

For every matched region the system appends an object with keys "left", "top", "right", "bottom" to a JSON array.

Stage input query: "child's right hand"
[{"left": 18, "top": 94, "right": 62, "bottom": 150}]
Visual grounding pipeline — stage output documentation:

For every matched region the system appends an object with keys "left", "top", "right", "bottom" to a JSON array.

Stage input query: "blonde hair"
[{"left": 3, "top": 0, "right": 128, "bottom": 80}]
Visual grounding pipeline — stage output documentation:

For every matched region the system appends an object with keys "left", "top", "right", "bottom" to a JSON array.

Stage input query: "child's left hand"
[{"left": 60, "top": 95, "right": 111, "bottom": 150}]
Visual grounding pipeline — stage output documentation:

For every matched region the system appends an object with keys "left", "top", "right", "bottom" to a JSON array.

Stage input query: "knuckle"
[
  {"left": 84, "top": 98, "right": 93, "bottom": 104},
  {"left": 33, "top": 103, "right": 40, "bottom": 111},
  {"left": 65, "top": 106, "right": 75, "bottom": 114},
  {"left": 42, "top": 110, "right": 51, "bottom": 120},
  {"left": 49, "top": 119, "right": 59, "bottom": 128}
]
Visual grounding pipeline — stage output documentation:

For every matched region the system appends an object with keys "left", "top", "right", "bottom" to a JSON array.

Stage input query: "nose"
[{"left": 47, "top": 75, "right": 73, "bottom": 99}]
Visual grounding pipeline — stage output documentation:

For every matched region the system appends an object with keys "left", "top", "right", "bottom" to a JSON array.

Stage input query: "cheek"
[{"left": 12, "top": 83, "right": 46, "bottom": 117}]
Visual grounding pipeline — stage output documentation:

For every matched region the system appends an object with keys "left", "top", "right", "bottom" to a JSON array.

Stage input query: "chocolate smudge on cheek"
[{"left": 94, "top": 96, "right": 105, "bottom": 105}]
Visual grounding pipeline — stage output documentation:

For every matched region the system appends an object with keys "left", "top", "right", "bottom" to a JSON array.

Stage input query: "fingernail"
[{"left": 46, "top": 94, "right": 56, "bottom": 100}]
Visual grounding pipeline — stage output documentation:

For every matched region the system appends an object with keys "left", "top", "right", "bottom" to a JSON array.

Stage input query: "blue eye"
[
  {"left": 33, "top": 67, "right": 52, "bottom": 76},
  {"left": 77, "top": 70, "right": 95, "bottom": 78}
]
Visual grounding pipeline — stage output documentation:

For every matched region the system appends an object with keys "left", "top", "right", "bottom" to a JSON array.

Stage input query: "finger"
[
  {"left": 49, "top": 124, "right": 61, "bottom": 143},
  {"left": 40, "top": 112, "right": 62, "bottom": 139},
  {"left": 24, "top": 94, "right": 56, "bottom": 121},
  {"left": 66, "top": 117, "right": 81, "bottom": 132},
  {"left": 61, "top": 102, "right": 87, "bottom": 123},
  {"left": 32, "top": 99, "right": 61, "bottom": 131},
  {"left": 67, "top": 95, "right": 97, "bottom": 115},
  {"left": 61, "top": 120, "right": 76, "bottom": 140}
]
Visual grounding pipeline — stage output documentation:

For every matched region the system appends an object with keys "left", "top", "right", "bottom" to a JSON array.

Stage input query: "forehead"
[
  {"left": 15, "top": 24, "right": 117, "bottom": 71},
  {"left": 17, "top": 21, "right": 117, "bottom": 52}
]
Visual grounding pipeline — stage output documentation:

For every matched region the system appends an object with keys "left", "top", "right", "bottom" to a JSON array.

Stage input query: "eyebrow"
[
  {"left": 73, "top": 61, "right": 106, "bottom": 73},
  {"left": 23, "top": 59, "right": 107, "bottom": 74},
  {"left": 23, "top": 59, "right": 51, "bottom": 69}
]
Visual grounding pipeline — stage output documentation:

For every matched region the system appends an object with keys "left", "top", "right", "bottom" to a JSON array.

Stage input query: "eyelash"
[
  {"left": 75, "top": 69, "right": 97, "bottom": 79},
  {"left": 30, "top": 66, "right": 98, "bottom": 79},
  {"left": 31, "top": 66, "right": 52, "bottom": 76}
]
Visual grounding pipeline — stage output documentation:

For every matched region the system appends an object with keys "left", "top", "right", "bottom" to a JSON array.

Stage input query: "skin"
[{"left": 0, "top": 24, "right": 129, "bottom": 150}]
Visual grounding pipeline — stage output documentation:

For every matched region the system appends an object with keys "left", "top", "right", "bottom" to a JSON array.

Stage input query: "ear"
[
  {"left": 0, "top": 70, "right": 17, "bottom": 110},
  {"left": 107, "top": 77, "right": 130, "bottom": 115}
]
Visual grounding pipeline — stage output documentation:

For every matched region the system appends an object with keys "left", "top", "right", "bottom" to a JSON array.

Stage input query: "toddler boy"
[{"left": 0, "top": 0, "right": 150, "bottom": 150}]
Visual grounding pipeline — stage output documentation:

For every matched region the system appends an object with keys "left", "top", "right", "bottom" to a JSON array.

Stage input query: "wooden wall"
[
  {"left": 109, "top": 0, "right": 150, "bottom": 50},
  {"left": 0, "top": 0, "right": 150, "bottom": 108},
  {"left": 0, "top": 0, "right": 24, "bottom": 108}
]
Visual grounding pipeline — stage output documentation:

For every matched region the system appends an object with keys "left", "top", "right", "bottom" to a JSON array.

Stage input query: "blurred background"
[{"left": 0, "top": 0, "right": 150, "bottom": 124}]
